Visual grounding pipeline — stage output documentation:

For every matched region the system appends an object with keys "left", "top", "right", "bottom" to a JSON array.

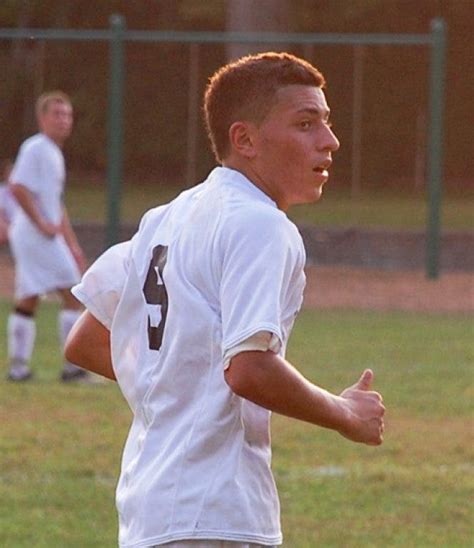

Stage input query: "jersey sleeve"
[
  {"left": 222, "top": 331, "right": 281, "bottom": 369},
  {"left": 72, "top": 241, "right": 131, "bottom": 329},
  {"left": 11, "top": 142, "right": 42, "bottom": 194},
  {"left": 219, "top": 209, "right": 305, "bottom": 357}
]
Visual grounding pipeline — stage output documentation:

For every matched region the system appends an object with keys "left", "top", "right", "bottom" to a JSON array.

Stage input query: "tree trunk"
[{"left": 226, "top": 0, "right": 290, "bottom": 61}]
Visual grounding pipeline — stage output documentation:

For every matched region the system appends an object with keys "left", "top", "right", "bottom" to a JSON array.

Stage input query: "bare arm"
[
  {"left": 225, "top": 351, "right": 385, "bottom": 445},
  {"left": 0, "top": 214, "right": 8, "bottom": 245},
  {"left": 65, "top": 310, "right": 116, "bottom": 381},
  {"left": 61, "top": 205, "right": 87, "bottom": 272},
  {"left": 10, "top": 183, "right": 60, "bottom": 237}
]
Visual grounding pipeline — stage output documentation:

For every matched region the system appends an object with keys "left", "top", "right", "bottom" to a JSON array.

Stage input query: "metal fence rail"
[{"left": 0, "top": 17, "right": 446, "bottom": 278}]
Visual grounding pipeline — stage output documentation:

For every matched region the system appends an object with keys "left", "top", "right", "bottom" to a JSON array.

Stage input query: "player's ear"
[{"left": 228, "top": 121, "right": 257, "bottom": 159}]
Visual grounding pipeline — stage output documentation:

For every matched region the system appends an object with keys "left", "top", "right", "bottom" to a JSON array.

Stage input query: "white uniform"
[
  {"left": 73, "top": 167, "right": 306, "bottom": 548},
  {"left": 9, "top": 133, "right": 80, "bottom": 299}
]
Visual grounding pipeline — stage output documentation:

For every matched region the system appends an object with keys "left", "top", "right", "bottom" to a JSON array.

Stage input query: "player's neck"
[
  {"left": 222, "top": 158, "right": 287, "bottom": 211},
  {"left": 41, "top": 131, "right": 65, "bottom": 148}
]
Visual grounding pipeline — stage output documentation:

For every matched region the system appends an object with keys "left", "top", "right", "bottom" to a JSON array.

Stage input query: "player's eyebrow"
[{"left": 296, "top": 107, "right": 330, "bottom": 121}]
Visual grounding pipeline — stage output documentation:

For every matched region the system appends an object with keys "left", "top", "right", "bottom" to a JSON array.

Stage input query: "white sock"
[
  {"left": 58, "top": 309, "right": 82, "bottom": 372},
  {"left": 7, "top": 313, "right": 36, "bottom": 366}
]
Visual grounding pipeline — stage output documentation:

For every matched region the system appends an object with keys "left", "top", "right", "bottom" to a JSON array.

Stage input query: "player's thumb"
[{"left": 355, "top": 368, "right": 374, "bottom": 391}]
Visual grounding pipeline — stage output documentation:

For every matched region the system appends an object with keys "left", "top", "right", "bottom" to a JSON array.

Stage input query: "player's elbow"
[
  {"left": 9, "top": 183, "right": 26, "bottom": 201},
  {"left": 224, "top": 364, "right": 247, "bottom": 397},
  {"left": 224, "top": 351, "right": 267, "bottom": 399},
  {"left": 64, "top": 311, "right": 116, "bottom": 380},
  {"left": 64, "top": 331, "right": 84, "bottom": 368},
  {"left": 63, "top": 310, "right": 94, "bottom": 369}
]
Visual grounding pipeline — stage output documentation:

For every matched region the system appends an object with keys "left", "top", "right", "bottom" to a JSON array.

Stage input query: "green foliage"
[{"left": 0, "top": 302, "right": 472, "bottom": 546}]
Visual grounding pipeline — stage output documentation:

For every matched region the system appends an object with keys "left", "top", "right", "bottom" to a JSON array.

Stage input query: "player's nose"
[
  {"left": 317, "top": 124, "right": 340, "bottom": 153},
  {"left": 323, "top": 125, "right": 340, "bottom": 152}
]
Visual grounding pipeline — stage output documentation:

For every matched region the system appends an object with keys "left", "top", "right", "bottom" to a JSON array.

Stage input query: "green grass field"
[
  {"left": 0, "top": 302, "right": 473, "bottom": 547},
  {"left": 66, "top": 179, "right": 474, "bottom": 231}
]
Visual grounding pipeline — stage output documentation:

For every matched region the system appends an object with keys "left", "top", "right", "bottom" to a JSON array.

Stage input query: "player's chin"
[
  {"left": 291, "top": 185, "right": 325, "bottom": 207},
  {"left": 314, "top": 186, "right": 325, "bottom": 202},
  {"left": 308, "top": 184, "right": 325, "bottom": 203},
  {"left": 295, "top": 189, "right": 323, "bottom": 206}
]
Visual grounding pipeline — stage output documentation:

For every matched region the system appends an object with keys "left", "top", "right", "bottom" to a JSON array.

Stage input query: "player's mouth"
[
  {"left": 313, "top": 166, "right": 328, "bottom": 177},
  {"left": 313, "top": 160, "right": 331, "bottom": 180}
]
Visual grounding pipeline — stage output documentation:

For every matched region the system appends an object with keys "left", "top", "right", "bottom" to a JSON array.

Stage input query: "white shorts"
[
  {"left": 157, "top": 542, "right": 277, "bottom": 548},
  {"left": 9, "top": 219, "right": 80, "bottom": 299}
]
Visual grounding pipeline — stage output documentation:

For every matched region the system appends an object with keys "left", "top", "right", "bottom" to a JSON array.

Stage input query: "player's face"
[
  {"left": 250, "top": 85, "right": 339, "bottom": 211},
  {"left": 38, "top": 101, "right": 73, "bottom": 144}
]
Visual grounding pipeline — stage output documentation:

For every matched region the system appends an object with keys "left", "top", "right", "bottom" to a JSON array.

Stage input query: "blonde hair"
[{"left": 35, "top": 91, "right": 72, "bottom": 118}]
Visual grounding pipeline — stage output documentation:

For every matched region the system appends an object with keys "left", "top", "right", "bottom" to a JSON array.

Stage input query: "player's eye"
[{"left": 299, "top": 120, "right": 312, "bottom": 130}]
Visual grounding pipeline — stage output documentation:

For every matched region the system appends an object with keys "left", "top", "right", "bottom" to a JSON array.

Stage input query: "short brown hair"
[
  {"left": 204, "top": 52, "right": 325, "bottom": 163},
  {"left": 35, "top": 91, "right": 71, "bottom": 118}
]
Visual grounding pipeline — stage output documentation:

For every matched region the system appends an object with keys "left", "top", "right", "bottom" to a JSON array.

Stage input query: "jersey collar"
[{"left": 211, "top": 166, "right": 279, "bottom": 209}]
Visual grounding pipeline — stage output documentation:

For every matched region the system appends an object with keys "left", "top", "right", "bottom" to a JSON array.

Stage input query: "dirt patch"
[
  {"left": 1, "top": 251, "right": 472, "bottom": 313},
  {"left": 304, "top": 265, "right": 474, "bottom": 313}
]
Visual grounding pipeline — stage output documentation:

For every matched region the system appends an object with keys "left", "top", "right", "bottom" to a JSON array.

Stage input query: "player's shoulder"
[
  {"left": 224, "top": 190, "right": 299, "bottom": 239},
  {"left": 132, "top": 182, "right": 208, "bottom": 254},
  {"left": 218, "top": 201, "right": 302, "bottom": 262},
  {"left": 138, "top": 183, "right": 204, "bottom": 228},
  {"left": 235, "top": 200, "right": 288, "bottom": 230},
  {"left": 137, "top": 203, "right": 167, "bottom": 231},
  {"left": 18, "top": 133, "right": 47, "bottom": 155}
]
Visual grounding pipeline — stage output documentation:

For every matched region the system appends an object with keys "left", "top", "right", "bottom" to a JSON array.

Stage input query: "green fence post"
[
  {"left": 106, "top": 14, "right": 125, "bottom": 248},
  {"left": 426, "top": 18, "right": 446, "bottom": 279}
]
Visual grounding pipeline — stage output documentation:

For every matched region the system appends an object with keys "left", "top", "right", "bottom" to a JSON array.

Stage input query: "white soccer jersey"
[
  {"left": 73, "top": 167, "right": 306, "bottom": 548},
  {"left": 11, "top": 133, "right": 65, "bottom": 224},
  {"left": 9, "top": 133, "right": 80, "bottom": 298}
]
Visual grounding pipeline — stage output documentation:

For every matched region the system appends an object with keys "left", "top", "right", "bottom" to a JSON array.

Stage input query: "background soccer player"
[{"left": 7, "top": 91, "right": 87, "bottom": 382}]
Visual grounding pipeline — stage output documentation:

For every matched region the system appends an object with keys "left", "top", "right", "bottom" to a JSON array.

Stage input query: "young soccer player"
[
  {"left": 6, "top": 91, "right": 87, "bottom": 382},
  {"left": 66, "top": 53, "right": 385, "bottom": 547}
]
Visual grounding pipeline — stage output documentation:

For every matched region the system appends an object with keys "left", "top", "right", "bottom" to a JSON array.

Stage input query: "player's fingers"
[{"left": 355, "top": 368, "right": 373, "bottom": 391}]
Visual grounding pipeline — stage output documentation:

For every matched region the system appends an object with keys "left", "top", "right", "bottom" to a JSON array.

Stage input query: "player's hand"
[
  {"left": 337, "top": 369, "right": 385, "bottom": 445},
  {"left": 38, "top": 220, "right": 62, "bottom": 238}
]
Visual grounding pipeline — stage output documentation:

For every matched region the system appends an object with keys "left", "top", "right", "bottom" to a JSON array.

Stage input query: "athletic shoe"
[
  {"left": 7, "top": 363, "right": 33, "bottom": 382},
  {"left": 60, "top": 366, "right": 89, "bottom": 383}
]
